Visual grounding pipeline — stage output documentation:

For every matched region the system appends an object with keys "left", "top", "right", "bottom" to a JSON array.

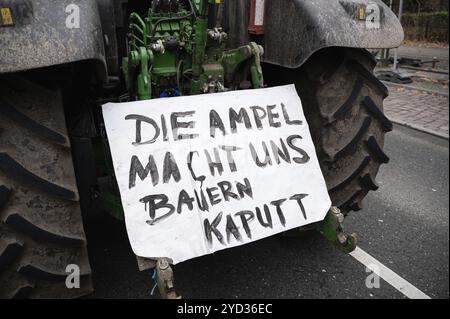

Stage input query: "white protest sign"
[{"left": 102, "top": 85, "right": 331, "bottom": 264}]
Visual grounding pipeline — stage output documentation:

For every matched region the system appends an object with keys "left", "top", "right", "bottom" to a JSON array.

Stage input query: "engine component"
[{"left": 122, "top": 0, "right": 264, "bottom": 101}]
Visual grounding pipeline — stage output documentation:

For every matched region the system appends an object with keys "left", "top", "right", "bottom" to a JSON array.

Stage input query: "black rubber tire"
[
  {"left": 0, "top": 76, "right": 92, "bottom": 298},
  {"left": 297, "top": 48, "right": 392, "bottom": 214},
  {"left": 265, "top": 48, "right": 392, "bottom": 215}
]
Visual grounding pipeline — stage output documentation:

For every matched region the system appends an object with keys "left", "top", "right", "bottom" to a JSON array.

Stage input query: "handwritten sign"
[{"left": 102, "top": 85, "right": 331, "bottom": 264}]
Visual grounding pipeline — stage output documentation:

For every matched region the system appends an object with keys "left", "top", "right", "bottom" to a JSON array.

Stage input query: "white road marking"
[{"left": 349, "top": 247, "right": 432, "bottom": 299}]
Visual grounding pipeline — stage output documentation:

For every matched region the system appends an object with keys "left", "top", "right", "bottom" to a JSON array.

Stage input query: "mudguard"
[
  {"left": 0, "top": 0, "right": 108, "bottom": 77},
  {"left": 224, "top": 0, "right": 404, "bottom": 68}
]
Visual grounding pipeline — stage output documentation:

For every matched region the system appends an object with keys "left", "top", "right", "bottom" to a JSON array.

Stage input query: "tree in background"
[
  {"left": 383, "top": 0, "right": 449, "bottom": 13},
  {"left": 383, "top": 0, "right": 449, "bottom": 43}
]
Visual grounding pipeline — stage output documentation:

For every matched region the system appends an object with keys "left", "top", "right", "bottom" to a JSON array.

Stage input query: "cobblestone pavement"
[{"left": 384, "top": 85, "right": 449, "bottom": 139}]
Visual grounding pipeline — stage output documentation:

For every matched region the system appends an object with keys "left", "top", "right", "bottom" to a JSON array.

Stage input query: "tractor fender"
[
  {"left": 0, "top": 0, "right": 110, "bottom": 78},
  {"left": 224, "top": 0, "right": 404, "bottom": 68}
]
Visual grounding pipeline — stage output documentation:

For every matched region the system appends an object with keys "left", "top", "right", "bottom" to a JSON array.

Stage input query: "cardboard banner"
[{"left": 102, "top": 85, "right": 331, "bottom": 264}]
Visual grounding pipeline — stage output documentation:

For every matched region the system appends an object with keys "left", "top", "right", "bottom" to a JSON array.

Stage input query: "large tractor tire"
[
  {"left": 0, "top": 76, "right": 92, "bottom": 298},
  {"left": 298, "top": 48, "right": 392, "bottom": 214},
  {"left": 266, "top": 48, "right": 392, "bottom": 214}
]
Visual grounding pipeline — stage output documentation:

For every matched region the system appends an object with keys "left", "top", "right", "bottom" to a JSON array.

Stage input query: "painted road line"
[{"left": 350, "top": 247, "right": 431, "bottom": 299}]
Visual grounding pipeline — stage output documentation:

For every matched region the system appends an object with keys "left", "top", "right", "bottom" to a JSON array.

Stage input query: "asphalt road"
[{"left": 86, "top": 125, "right": 449, "bottom": 299}]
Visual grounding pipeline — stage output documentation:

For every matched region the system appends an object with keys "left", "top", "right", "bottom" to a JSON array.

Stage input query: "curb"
[
  {"left": 399, "top": 65, "right": 449, "bottom": 76},
  {"left": 382, "top": 81, "right": 449, "bottom": 97},
  {"left": 390, "top": 117, "right": 449, "bottom": 140}
]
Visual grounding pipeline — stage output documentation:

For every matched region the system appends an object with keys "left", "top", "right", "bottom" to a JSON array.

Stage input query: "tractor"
[{"left": 0, "top": 0, "right": 403, "bottom": 298}]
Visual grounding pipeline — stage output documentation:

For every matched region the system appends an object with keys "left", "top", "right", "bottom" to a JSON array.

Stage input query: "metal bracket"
[
  {"left": 221, "top": 42, "right": 264, "bottom": 88},
  {"left": 316, "top": 206, "right": 357, "bottom": 254},
  {"left": 155, "top": 258, "right": 180, "bottom": 299},
  {"left": 135, "top": 256, "right": 180, "bottom": 299}
]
